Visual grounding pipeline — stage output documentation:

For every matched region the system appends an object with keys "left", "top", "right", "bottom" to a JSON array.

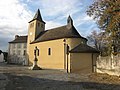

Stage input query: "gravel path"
[
  {"left": 0, "top": 63, "right": 120, "bottom": 90},
  {"left": 0, "top": 73, "right": 8, "bottom": 90}
]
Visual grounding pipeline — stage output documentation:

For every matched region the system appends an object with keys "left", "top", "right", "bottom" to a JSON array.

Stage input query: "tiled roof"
[
  {"left": 9, "top": 36, "right": 27, "bottom": 43},
  {"left": 31, "top": 25, "right": 87, "bottom": 44},
  {"left": 70, "top": 44, "right": 99, "bottom": 53}
]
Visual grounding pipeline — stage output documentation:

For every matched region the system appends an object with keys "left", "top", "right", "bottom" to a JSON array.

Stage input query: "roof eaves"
[
  {"left": 28, "top": 19, "right": 46, "bottom": 24},
  {"left": 30, "top": 37, "right": 83, "bottom": 44},
  {"left": 69, "top": 51, "right": 100, "bottom": 53},
  {"left": 69, "top": 44, "right": 100, "bottom": 53}
]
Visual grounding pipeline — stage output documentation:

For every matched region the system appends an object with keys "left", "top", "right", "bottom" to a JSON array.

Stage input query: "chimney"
[{"left": 15, "top": 35, "right": 19, "bottom": 39}]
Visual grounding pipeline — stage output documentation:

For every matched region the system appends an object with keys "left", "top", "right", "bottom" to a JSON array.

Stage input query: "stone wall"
[{"left": 96, "top": 54, "right": 120, "bottom": 76}]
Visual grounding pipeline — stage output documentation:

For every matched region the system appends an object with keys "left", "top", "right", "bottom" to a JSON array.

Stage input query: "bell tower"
[
  {"left": 28, "top": 9, "right": 45, "bottom": 43},
  {"left": 27, "top": 9, "right": 45, "bottom": 65}
]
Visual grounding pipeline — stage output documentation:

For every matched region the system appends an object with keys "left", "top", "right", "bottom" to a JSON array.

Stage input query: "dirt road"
[{"left": 0, "top": 63, "right": 120, "bottom": 90}]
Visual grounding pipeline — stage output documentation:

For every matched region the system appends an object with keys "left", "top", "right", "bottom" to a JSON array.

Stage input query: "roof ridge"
[{"left": 45, "top": 25, "right": 67, "bottom": 31}]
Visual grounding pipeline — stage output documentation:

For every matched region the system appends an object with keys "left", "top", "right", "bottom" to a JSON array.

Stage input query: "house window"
[
  {"left": 30, "top": 23, "right": 34, "bottom": 28},
  {"left": 17, "top": 50, "right": 21, "bottom": 55},
  {"left": 41, "top": 24, "right": 43, "bottom": 28},
  {"left": 23, "top": 50, "right": 26, "bottom": 56},
  {"left": 17, "top": 43, "right": 21, "bottom": 48},
  {"left": 48, "top": 48, "right": 51, "bottom": 55},
  {"left": 24, "top": 43, "right": 27, "bottom": 48}
]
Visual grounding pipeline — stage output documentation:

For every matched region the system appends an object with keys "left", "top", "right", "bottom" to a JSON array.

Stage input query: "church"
[{"left": 26, "top": 9, "right": 99, "bottom": 73}]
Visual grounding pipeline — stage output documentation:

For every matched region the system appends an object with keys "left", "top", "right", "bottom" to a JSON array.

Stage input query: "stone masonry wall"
[{"left": 96, "top": 54, "right": 120, "bottom": 76}]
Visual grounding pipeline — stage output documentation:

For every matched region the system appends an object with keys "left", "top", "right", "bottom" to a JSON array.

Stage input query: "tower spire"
[
  {"left": 29, "top": 9, "right": 45, "bottom": 23},
  {"left": 67, "top": 15, "right": 73, "bottom": 29},
  {"left": 33, "top": 9, "right": 42, "bottom": 21}
]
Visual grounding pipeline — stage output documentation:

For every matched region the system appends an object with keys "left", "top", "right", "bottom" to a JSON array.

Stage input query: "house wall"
[
  {"left": 63, "top": 38, "right": 86, "bottom": 71},
  {"left": 28, "top": 39, "right": 65, "bottom": 69},
  {"left": 27, "top": 19, "right": 45, "bottom": 65},
  {"left": 27, "top": 20, "right": 36, "bottom": 57},
  {"left": 26, "top": 13, "right": 87, "bottom": 70},
  {"left": 27, "top": 17, "right": 87, "bottom": 70},
  {"left": 70, "top": 53, "right": 98, "bottom": 73},
  {"left": 9, "top": 43, "right": 27, "bottom": 56},
  {"left": 27, "top": 38, "right": 85, "bottom": 70},
  {"left": 65, "top": 38, "right": 87, "bottom": 50},
  {"left": 8, "top": 43, "right": 27, "bottom": 65}
]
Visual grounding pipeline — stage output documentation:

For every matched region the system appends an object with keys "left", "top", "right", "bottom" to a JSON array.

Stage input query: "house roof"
[
  {"left": 31, "top": 25, "right": 87, "bottom": 44},
  {"left": 9, "top": 36, "right": 27, "bottom": 43},
  {"left": 70, "top": 44, "right": 99, "bottom": 53}
]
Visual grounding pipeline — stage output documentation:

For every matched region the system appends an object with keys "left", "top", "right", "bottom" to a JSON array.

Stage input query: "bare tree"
[{"left": 87, "top": 30, "right": 109, "bottom": 56}]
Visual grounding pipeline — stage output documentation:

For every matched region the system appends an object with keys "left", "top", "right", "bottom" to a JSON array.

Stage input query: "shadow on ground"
[{"left": 5, "top": 73, "right": 120, "bottom": 90}]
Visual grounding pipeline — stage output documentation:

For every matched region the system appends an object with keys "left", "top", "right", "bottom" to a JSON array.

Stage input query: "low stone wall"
[{"left": 96, "top": 54, "right": 120, "bottom": 76}]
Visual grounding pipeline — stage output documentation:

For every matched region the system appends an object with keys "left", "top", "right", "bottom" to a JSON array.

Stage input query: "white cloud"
[
  {"left": 74, "top": 13, "right": 95, "bottom": 26},
  {"left": 0, "top": 0, "right": 97, "bottom": 51},
  {"left": 45, "top": 21, "right": 63, "bottom": 30},
  {"left": 0, "top": 0, "right": 32, "bottom": 51},
  {"left": 0, "top": 0, "right": 32, "bottom": 35},
  {"left": 36, "top": 0, "right": 84, "bottom": 30},
  {"left": 39, "top": 0, "right": 82, "bottom": 17}
]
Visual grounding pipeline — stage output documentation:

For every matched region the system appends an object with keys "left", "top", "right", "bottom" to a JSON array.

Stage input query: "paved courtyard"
[{"left": 0, "top": 63, "right": 120, "bottom": 90}]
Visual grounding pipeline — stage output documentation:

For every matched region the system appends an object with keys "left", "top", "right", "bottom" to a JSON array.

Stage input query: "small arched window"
[
  {"left": 41, "top": 24, "right": 43, "bottom": 28},
  {"left": 30, "top": 23, "right": 34, "bottom": 28},
  {"left": 38, "top": 22, "right": 40, "bottom": 27},
  {"left": 48, "top": 48, "right": 51, "bottom": 55}
]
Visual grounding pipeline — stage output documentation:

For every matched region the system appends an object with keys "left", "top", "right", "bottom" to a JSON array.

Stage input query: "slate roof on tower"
[
  {"left": 31, "top": 25, "right": 87, "bottom": 44},
  {"left": 29, "top": 9, "right": 45, "bottom": 23}
]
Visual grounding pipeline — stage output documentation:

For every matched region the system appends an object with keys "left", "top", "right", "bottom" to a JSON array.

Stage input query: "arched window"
[
  {"left": 30, "top": 23, "right": 34, "bottom": 28},
  {"left": 38, "top": 22, "right": 40, "bottom": 27},
  {"left": 48, "top": 48, "right": 51, "bottom": 55}
]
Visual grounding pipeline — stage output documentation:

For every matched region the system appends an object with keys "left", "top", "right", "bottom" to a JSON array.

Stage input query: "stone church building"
[{"left": 26, "top": 9, "right": 99, "bottom": 73}]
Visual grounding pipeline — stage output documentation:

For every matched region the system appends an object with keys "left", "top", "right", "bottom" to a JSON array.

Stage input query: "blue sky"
[{"left": 0, "top": 0, "right": 99, "bottom": 51}]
